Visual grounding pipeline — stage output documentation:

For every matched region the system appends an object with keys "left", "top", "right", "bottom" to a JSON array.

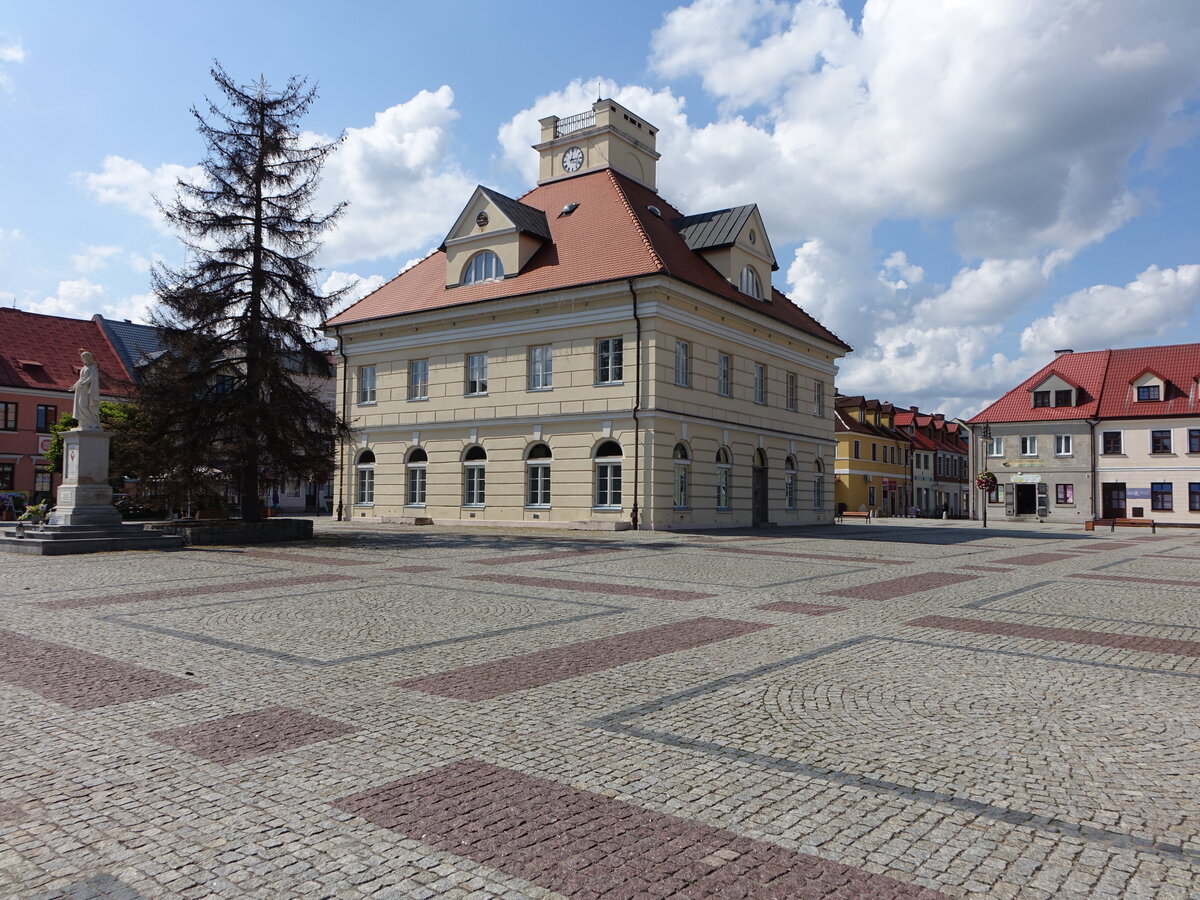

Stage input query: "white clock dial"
[{"left": 561, "top": 146, "right": 584, "bottom": 173}]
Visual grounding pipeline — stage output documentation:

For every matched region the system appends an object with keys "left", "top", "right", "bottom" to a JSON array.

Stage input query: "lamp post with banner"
[{"left": 977, "top": 423, "right": 994, "bottom": 529}]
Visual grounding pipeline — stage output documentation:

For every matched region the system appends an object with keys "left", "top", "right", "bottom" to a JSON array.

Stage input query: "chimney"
[
  {"left": 1054, "top": 348, "right": 1073, "bottom": 356},
  {"left": 909, "top": 406, "right": 919, "bottom": 414}
]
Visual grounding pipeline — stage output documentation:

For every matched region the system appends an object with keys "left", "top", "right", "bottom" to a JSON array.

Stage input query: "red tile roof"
[
  {"left": 968, "top": 350, "right": 1111, "bottom": 423},
  {"left": 326, "top": 169, "right": 850, "bottom": 351},
  {"left": 1097, "top": 343, "right": 1200, "bottom": 419},
  {"left": 0, "top": 308, "right": 132, "bottom": 397}
]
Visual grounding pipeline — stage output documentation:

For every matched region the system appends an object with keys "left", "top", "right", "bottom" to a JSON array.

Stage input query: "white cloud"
[
  {"left": 879, "top": 250, "right": 924, "bottom": 291},
  {"left": 79, "top": 156, "right": 204, "bottom": 229},
  {"left": 1020, "top": 264, "right": 1200, "bottom": 357},
  {"left": 0, "top": 39, "right": 24, "bottom": 63},
  {"left": 0, "top": 226, "right": 21, "bottom": 240},
  {"left": 320, "top": 270, "right": 387, "bottom": 305},
  {"left": 29, "top": 278, "right": 106, "bottom": 318},
  {"left": 71, "top": 245, "right": 123, "bottom": 273},
  {"left": 312, "top": 86, "right": 476, "bottom": 265}
]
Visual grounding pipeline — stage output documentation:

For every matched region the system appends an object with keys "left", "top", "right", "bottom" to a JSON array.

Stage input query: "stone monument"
[{"left": 49, "top": 350, "right": 122, "bottom": 526}]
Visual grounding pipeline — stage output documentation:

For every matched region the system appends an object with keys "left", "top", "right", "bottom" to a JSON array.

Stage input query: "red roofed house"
[
  {"left": 325, "top": 99, "right": 850, "bottom": 529},
  {"left": 0, "top": 308, "right": 133, "bottom": 517},
  {"left": 967, "top": 343, "right": 1200, "bottom": 524}
]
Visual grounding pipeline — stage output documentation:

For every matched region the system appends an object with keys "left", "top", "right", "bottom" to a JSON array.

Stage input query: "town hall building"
[{"left": 325, "top": 100, "right": 850, "bottom": 529}]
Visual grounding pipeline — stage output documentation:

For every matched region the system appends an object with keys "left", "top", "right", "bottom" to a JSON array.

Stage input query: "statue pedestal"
[{"left": 50, "top": 429, "right": 121, "bottom": 526}]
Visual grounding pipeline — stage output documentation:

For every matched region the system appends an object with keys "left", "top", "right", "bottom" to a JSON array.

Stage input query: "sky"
[{"left": 3, "top": 0, "right": 1200, "bottom": 418}]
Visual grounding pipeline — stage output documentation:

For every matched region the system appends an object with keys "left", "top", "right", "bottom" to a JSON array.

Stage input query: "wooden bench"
[
  {"left": 1095, "top": 517, "right": 1156, "bottom": 533},
  {"left": 837, "top": 510, "right": 872, "bottom": 523}
]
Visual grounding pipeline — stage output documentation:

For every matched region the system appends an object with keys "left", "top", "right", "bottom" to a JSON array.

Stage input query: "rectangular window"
[
  {"left": 358, "top": 365, "right": 376, "bottom": 404},
  {"left": 1020, "top": 436, "right": 1037, "bottom": 456},
  {"left": 464, "top": 466, "right": 486, "bottom": 506},
  {"left": 1056, "top": 484, "right": 1074, "bottom": 504},
  {"left": 1054, "top": 389, "right": 1073, "bottom": 407},
  {"left": 1054, "top": 434, "right": 1072, "bottom": 456},
  {"left": 36, "top": 405, "right": 57, "bottom": 433},
  {"left": 1190, "top": 429, "right": 1200, "bottom": 453},
  {"left": 465, "top": 353, "right": 488, "bottom": 395},
  {"left": 34, "top": 465, "right": 52, "bottom": 500},
  {"left": 868, "top": 485, "right": 876, "bottom": 506},
  {"left": 0, "top": 462, "right": 13, "bottom": 491},
  {"left": 1137, "top": 385, "right": 1161, "bottom": 401},
  {"left": 673, "top": 465, "right": 688, "bottom": 508},
  {"left": 596, "top": 337, "right": 623, "bottom": 384},
  {"left": 595, "top": 463, "right": 622, "bottom": 507},
  {"left": 813, "top": 381, "right": 824, "bottom": 417},
  {"left": 985, "top": 436, "right": 1003, "bottom": 457},
  {"left": 871, "top": 443, "right": 878, "bottom": 461},
  {"left": 527, "top": 465, "right": 551, "bottom": 506},
  {"left": 1151, "top": 482, "right": 1172, "bottom": 511},
  {"left": 1102, "top": 431, "right": 1122, "bottom": 454},
  {"left": 408, "top": 360, "right": 429, "bottom": 400},
  {"left": 784, "top": 473, "right": 796, "bottom": 509},
  {"left": 1190, "top": 483, "right": 1200, "bottom": 512},
  {"left": 674, "top": 340, "right": 690, "bottom": 387},
  {"left": 528, "top": 344, "right": 553, "bottom": 390},
  {"left": 716, "top": 354, "right": 731, "bottom": 397},
  {"left": 785, "top": 372, "right": 797, "bottom": 411},
  {"left": 1032, "top": 390, "right": 1050, "bottom": 407},
  {"left": 406, "top": 466, "right": 427, "bottom": 505},
  {"left": 0, "top": 401, "right": 17, "bottom": 431},
  {"left": 716, "top": 468, "right": 730, "bottom": 509},
  {"left": 1151, "top": 429, "right": 1171, "bottom": 454},
  {"left": 355, "top": 467, "right": 374, "bottom": 504},
  {"left": 753, "top": 363, "right": 766, "bottom": 404},
  {"left": 853, "top": 440, "right": 861, "bottom": 459}
]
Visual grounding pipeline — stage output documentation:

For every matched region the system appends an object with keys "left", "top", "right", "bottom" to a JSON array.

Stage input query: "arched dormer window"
[
  {"left": 462, "top": 250, "right": 503, "bottom": 284},
  {"left": 739, "top": 266, "right": 762, "bottom": 299}
]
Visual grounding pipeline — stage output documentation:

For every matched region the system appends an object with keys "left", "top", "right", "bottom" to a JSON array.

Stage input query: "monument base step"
[{"left": 0, "top": 523, "right": 185, "bottom": 555}]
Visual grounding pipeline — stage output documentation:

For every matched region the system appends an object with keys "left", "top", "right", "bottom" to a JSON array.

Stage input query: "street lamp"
[{"left": 979, "top": 422, "right": 992, "bottom": 529}]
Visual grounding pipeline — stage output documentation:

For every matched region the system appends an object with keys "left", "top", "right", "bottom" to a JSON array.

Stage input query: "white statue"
[{"left": 72, "top": 349, "right": 102, "bottom": 430}]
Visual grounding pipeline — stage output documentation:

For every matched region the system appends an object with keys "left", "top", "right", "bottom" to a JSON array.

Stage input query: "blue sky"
[{"left": 3, "top": 0, "right": 1199, "bottom": 417}]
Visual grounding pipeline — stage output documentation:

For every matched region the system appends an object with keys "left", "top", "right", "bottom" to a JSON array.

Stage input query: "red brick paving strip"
[
  {"left": 334, "top": 760, "right": 951, "bottom": 899},
  {"left": 0, "top": 629, "right": 200, "bottom": 709},
  {"left": 906, "top": 615, "right": 1200, "bottom": 658},
  {"left": 1069, "top": 572, "right": 1200, "bottom": 588},
  {"left": 399, "top": 617, "right": 771, "bottom": 701},
  {"left": 238, "top": 549, "right": 374, "bottom": 566},
  {"left": 757, "top": 600, "right": 849, "bottom": 616},
  {"left": 41, "top": 573, "right": 359, "bottom": 610},
  {"left": 459, "top": 573, "right": 715, "bottom": 602},
  {"left": 702, "top": 545, "right": 911, "bottom": 565},
  {"left": 152, "top": 705, "right": 357, "bottom": 763},
  {"left": 957, "top": 565, "right": 1014, "bottom": 573},
  {"left": 822, "top": 571, "right": 980, "bottom": 601},
  {"left": 992, "top": 552, "right": 1079, "bottom": 566},
  {"left": 469, "top": 547, "right": 627, "bottom": 566}
]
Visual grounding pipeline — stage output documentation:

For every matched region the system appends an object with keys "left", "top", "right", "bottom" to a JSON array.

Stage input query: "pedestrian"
[{"left": 941, "top": 501, "right": 949, "bottom": 519}]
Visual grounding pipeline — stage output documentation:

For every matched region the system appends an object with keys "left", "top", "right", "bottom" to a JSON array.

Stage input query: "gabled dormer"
[
  {"left": 673, "top": 204, "right": 778, "bottom": 301},
  {"left": 441, "top": 186, "right": 551, "bottom": 288},
  {"left": 1029, "top": 372, "right": 1080, "bottom": 408},
  {"left": 1131, "top": 368, "right": 1167, "bottom": 402}
]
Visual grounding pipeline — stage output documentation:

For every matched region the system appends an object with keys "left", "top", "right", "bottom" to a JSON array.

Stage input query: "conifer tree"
[{"left": 145, "top": 64, "right": 348, "bottom": 521}]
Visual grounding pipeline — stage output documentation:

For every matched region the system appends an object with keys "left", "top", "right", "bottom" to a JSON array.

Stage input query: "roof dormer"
[
  {"left": 441, "top": 186, "right": 551, "bottom": 288},
  {"left": 1029, "top": 372, "right": 1080, "bottom": 408},
  {"left": 1131, "top": 368, "right": 1167, "bottom": 402},
  {"left": 673, "top": 203, "right": 778, "bottom": 301}
]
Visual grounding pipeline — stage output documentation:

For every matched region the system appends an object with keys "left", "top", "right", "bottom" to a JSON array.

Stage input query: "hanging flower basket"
[{"left": 975, "top": 471, "right": 998, "bottom": 492}]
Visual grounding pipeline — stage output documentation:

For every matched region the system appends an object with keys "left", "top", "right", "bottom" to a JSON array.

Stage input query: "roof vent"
[
  {"left": 647, "top": 205, "right": 662, "bottom": 218},
  {"left": 559, "top": 202, "right": 579, "bottom": 217},
  {"left": 1054, "top": 348, "right": 1073, "bottom": 356}
]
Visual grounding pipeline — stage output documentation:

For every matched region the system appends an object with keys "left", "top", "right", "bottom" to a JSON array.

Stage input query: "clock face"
[{"left": 561, "top": 146, "right": 584, "bottom": 173}]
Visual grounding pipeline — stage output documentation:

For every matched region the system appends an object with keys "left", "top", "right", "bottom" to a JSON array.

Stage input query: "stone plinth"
[{"left": 50, "top": 429, "right": 121, "bottom": 527}]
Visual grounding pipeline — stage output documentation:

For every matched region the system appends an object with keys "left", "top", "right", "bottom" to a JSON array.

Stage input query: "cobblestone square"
[{"left": 2, "top": 519, "right": 1198, "bottom": 898}]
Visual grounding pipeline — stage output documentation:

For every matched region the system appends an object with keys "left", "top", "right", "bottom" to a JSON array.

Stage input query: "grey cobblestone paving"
[{"left": 1, "top": 518, "right": 1198, "bottom": 898}]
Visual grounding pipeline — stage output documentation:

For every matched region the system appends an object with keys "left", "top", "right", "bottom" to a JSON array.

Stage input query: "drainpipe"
[
  {"left": 1086, "top": 418, "right": 1099, "bottom": 520},
  {"left": 335, "top": 326, "right": 349, "bottom": 522},
  {"left": 628, "top": 278, "right": 642, "bottom": 530}
]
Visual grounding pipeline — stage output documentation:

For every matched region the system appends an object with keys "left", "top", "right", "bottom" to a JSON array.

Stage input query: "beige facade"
[{"left": 1095, "top": 417, "right": 1200, "bottom": 523}]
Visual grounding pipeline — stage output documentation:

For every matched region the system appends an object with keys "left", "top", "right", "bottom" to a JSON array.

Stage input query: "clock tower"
[{"left": 534, "top": 99, "right": 660, "bottom": 190}]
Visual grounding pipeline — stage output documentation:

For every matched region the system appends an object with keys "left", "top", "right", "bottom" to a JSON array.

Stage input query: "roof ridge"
[{"left": 606, "top": 169, "right": 665, "bottom": 273}]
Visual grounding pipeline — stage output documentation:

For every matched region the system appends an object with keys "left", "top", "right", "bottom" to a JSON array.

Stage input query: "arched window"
[
  {"left": 784, "top": 455, "right": 797, "bottom": 510},
  {"left": 672, "top": 442, "right": 690, "bottom": 509},
  {"left": 405, "top": 447, "right": 427, "bottom": 506},
  {"left": 462, "top": 250, "right": 503, "bottom": 284},
  {"left": 813, "top": 458, "right": 825, "bottom": 510},
  {"left": 594, "top": 441, "right": 623, "bottom": 508},
  {"left": 463, "top": 445, "right": 486, "bottom": 506},
  {"left": 355, "top": 449, "right": 375, "bottom": 505},
  {"left": 739, "top": 266, "right": 762, "bottom": 299},
  {"left": 526, "top": 443, "right": 552, "bottom": 506},
  {"left": 716, "top": 447, "right": 732, "bottom": 510}
]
